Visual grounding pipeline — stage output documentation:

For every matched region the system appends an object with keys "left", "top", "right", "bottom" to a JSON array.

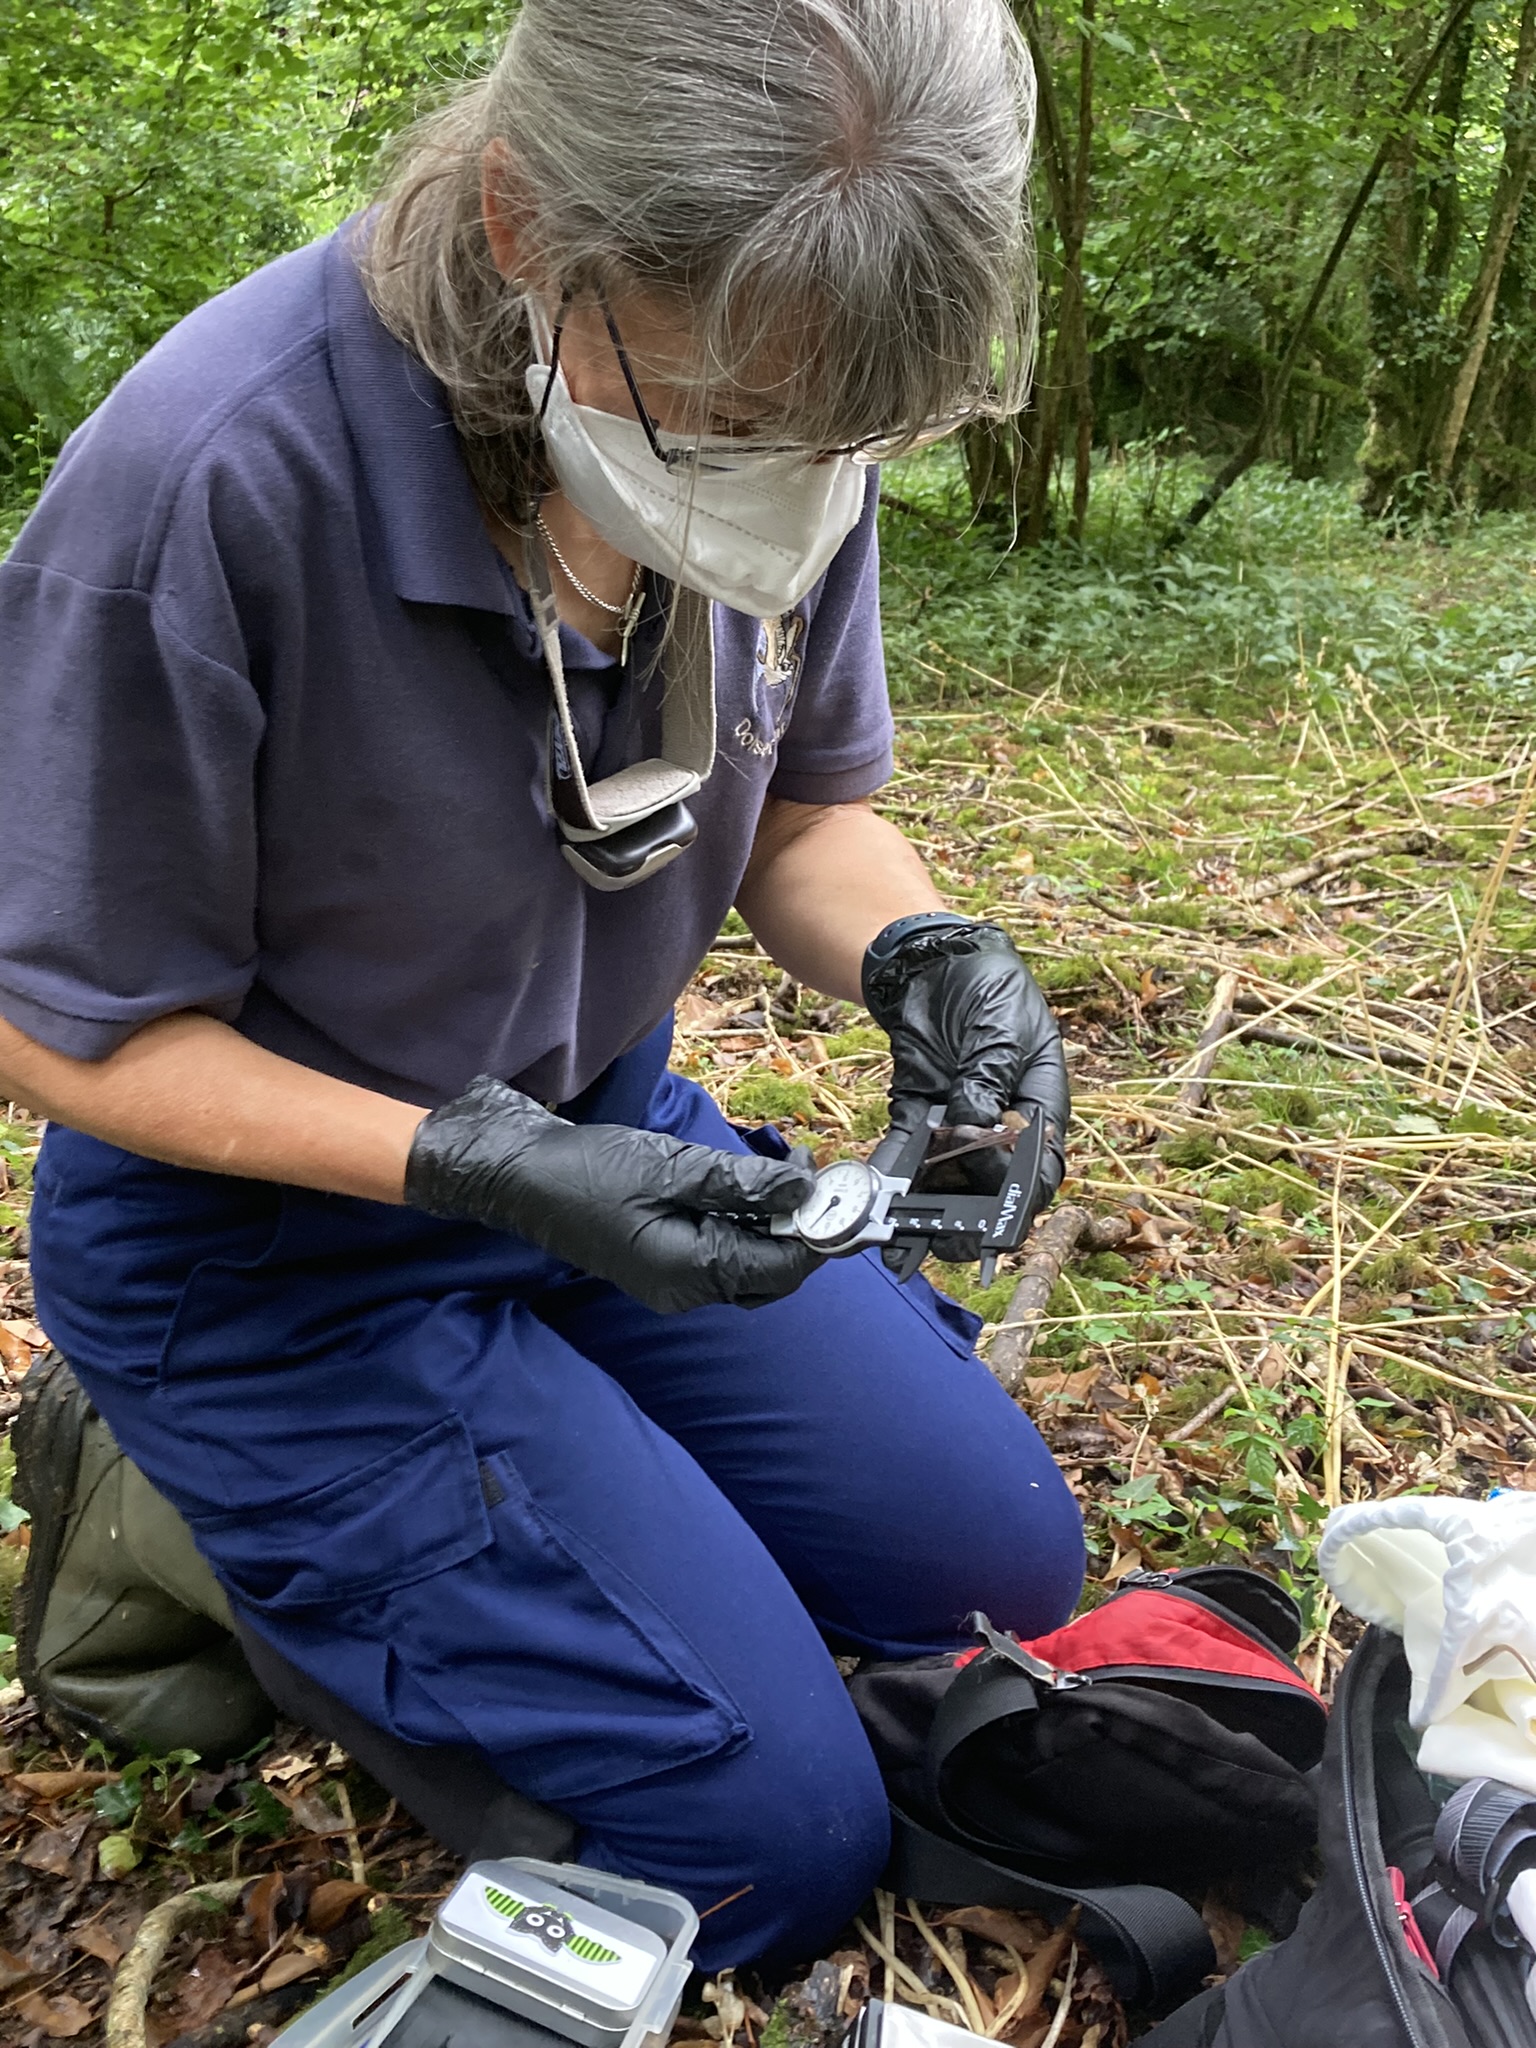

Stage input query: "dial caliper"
[{"left": 770, "top": 1102, "right": 1048, "bottom": 1285}]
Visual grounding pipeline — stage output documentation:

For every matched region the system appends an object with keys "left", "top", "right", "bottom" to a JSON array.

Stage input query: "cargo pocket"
[
  {"left": 381, "top": 1449, "right": 752, "bottom": 1803},
  {"left": 190, "top": 1414, "right": 492, "bottom": 1617}
]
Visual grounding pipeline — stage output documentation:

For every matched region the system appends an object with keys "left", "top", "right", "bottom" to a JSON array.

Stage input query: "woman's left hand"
[{"left": 861, "top": 913, "right": 1069, "bottom": 1206}]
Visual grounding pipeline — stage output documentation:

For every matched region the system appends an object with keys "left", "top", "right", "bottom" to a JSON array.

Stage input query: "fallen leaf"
[
  {"left": 12, "top": 1769, "right": 118, "bottom": 1800},
  {"left": 936, "top": 1905, "right": 1052, "bottom": 1957},
  {"left": 19, "top": 1817, "right": 90, "bottom": 1873},
  {"left": 0, "top": 1318, "right": 46, "bottom": 1348},
  {"left": 1202, "top": 1897, "right": 1247, "bottom": 1975},
  {"left": 991, "top": 1972, "right": 1022, "bottom": 2012},
  {"left": 243, "top": 1871, "right": 288, "bottom": 1952},
  {"left": 72, "top": 1923, "right": 124, "bottom": 1968},
  {"left": 0, "top": 1945, "right": 33, "bottom": 1990},
  {"left": 1104, "top": 1545, "right": 1146, "bottom": 1581},
  {"left": 1022, "top": 1918, "right": 1077, "bottom": 2016},
  {"left": 1025, "top": 1364, "right": 1104, "bottom": 1404},
  {"left": 288, "top": 1787, "right": 345, "bottom": 1834},
  {"left": 0, "top": 1327, "right": 30, "bottom": 1376},
  {"left": 259, "top": 1944, "right": 328, "bottom": 1994},
  {"left": 259, "top": 1753, "right": 316, "bottom": 1786},
  {"left": 167, "top": 1945, "right": 244, "bottom": 2029},
  {"left": 674, "top": 992, "right": 728, "bottom": 1035},
  {"left": 306, "top": 1879, "right": 373, "bottom": 1933},
  {"left": 1255, "top": 1343, "right": 1290, "bottom": 1389},
  {"left": 14, "top": 1991, "right": 94, "bottom": 2039}
]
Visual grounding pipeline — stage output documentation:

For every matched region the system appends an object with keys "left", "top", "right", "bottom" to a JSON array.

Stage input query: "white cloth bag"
[{"left": 1319, "top": 1492, "right": 1536, "bottom": 1793}]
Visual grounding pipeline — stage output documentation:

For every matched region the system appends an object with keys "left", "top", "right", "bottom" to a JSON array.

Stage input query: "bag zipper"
[{"left": 1115, "top": 1571, "right": 1314, "bottom": 1684}]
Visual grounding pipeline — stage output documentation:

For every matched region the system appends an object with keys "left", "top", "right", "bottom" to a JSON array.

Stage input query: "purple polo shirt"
[{"left": 0, "top": 226, "right": 893, "bottom": 1107}]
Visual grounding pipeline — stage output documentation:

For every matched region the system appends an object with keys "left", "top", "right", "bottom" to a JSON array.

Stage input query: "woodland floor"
[{"left": 2, "top": 459, "right": 1536, "bottom": 2045}]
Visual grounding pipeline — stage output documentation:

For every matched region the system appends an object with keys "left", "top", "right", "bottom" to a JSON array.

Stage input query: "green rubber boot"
[{"left": 11, "top": 1353, "right": 275, "bottom": 1761}]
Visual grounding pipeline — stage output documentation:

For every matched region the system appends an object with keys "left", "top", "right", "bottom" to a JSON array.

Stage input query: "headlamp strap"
[{"left": 528, "top": 536, "right": 717, "bottom": 843}]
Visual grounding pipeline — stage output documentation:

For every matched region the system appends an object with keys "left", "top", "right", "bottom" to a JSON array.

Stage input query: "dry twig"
[
  {"left": 105, "top": 1879, "right": 247, "bottom": 2048},
  {"left": 1239, "top": 830, "right": 1435, "bottom": 899},
  {"left": 1175, "top": 969, "right": 1239, "bottom": 1110},
  {"left": 989, "top": 1208, "right": 1132, "bottom": 1395}
]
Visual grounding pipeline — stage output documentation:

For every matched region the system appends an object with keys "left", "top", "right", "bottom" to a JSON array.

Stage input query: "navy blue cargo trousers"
[{"left": 29, "top": 1018, "right": 1084, "bottom": 1968}]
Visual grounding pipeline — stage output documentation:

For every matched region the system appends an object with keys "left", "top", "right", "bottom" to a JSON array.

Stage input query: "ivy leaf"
[{"left": 92, "top": 1780, "right": 141, "bottom": 1826}]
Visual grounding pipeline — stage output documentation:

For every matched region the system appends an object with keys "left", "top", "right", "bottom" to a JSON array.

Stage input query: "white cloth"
[{"left": 1320, "top": 1492, "right": 1536, "bottom": 1794}]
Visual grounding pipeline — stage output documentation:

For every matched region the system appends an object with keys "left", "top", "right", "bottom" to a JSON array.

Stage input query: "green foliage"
[
  {"left": 1235, "top": 1241, "right": 1295, "bottom": 1286},
  {"left": 1209, "top": 1167, "right": 1320, "bottom": 1218},
  {"left": 726, "top": 1074, "right": 813, "bottom": 1125},
  {"left": 1357, "top": 1248, "right": 1432, "bottom": 1294},
  {"left": 318, "top": 1903, "right": 413, "bottom": 1994},
  {"left": 1160, "top": 1130, "right": 1221, "bottom": 1170},
  {"left": 821, "top": 1026, "right": 887, "bottom": 1058},
  {"left": 849, "top": 1098, "right": 889, "bottom": 1141},
  {"left": 1450, "top": 1105, "right": 1504, "bottom": 1136},
  {"left": 1079, "top": 1251, "right": 1132, "bottom": 1282},
  {"left": 880, "top": 446, "right": 1536, "bottom": 718},
  {"left": 230, "top": 1778, "right": 293, "bottom": 1841},
  {"left": 1030, "top": 954, "right": 1105, "bottom": 993},
  {"left": 1124, "top": 901, "right": 1206, "bottom": 931},
  {"left": 0, "top": 0, "right": 506, "bottom": 511},
  {"left": 8, "top": 0, "right": 1536, "bottom": 542}
]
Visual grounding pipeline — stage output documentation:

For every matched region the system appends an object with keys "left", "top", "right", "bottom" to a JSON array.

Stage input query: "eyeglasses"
[{"left": 539, "top": 288, "right": 976, "bottom": 472}]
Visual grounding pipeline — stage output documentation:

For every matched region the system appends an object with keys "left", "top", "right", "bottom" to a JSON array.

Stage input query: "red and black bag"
[{"left": 848, "top": 1567, "right": 1328, "bottom": 2012}]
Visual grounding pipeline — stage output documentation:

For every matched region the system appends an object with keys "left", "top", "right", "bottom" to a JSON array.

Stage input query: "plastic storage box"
[{"left": 271, "top": 1859, "right": 698, "bottom": 2048}]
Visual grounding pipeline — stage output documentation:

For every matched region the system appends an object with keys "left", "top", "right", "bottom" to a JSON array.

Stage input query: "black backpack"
[
  {"left": 1141, "top": 1626, "right": 1536, "bottom": 2048},
  {"left": 848, "top": 1568, "right": 1328, "bottom": 2012}
]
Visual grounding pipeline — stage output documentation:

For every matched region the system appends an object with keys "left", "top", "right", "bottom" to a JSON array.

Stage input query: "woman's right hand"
[{"left": 405, "top": 1074, "right": 824, "bottom": 1313}]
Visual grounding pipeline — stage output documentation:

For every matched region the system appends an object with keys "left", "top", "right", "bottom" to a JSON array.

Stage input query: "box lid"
[{"left": 429, "top": 1864, "right": 669, "bottom": 2025}]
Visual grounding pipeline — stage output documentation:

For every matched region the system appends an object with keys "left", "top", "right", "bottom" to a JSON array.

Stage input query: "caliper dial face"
[{"left": 791, "top": 1159, "right": 882, "bottom": 1251}]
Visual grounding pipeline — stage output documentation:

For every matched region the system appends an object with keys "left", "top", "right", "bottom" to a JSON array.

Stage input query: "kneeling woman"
[{"left": 0, "top": 0, "right": 1081, "bottom": 1968}]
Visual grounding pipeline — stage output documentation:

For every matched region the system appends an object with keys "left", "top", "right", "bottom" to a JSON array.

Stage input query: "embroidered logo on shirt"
[
  {"left": 483, "top": 1885, "right": 621, "bottom": 1963},
  {"left": 736, "top": 609, "right": 807, "bottom": 759}
]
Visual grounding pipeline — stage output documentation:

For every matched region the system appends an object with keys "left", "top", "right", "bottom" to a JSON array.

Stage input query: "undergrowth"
[{"left": 3, "top": 449, "right": 1536, "bottom": 2041}]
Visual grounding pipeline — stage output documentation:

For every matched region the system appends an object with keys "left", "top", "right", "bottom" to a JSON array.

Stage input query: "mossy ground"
[{"left": 6, "top": 452, "right": 1536, "bottom": 2039}]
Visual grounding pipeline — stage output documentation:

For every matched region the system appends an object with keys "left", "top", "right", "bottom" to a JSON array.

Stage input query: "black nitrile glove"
[
  {"left": 406, "top": 1075, "right": 824, "bottom": 1314},
  {"left": 862, "top": 913, "right": 1070, "bottom": 1262}
]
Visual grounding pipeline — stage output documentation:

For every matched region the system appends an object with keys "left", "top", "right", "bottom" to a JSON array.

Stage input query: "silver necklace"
[{"left": 535, "top": 513, "right": 644, "bottom": 657}]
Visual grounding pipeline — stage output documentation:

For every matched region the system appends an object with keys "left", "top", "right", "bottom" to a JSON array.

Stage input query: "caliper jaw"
[{"left": 773, "top": 1103, "right": 1048, "bottom": 1283}]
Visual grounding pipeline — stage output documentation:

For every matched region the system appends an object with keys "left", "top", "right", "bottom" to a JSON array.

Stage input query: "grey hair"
[{"left": 359, "top": 0, "right": 1036, "bottom": 527}]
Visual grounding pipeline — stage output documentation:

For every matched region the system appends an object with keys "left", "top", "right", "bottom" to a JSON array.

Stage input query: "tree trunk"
[
  {"left": 962, "top": 414, "right": 1027, "bottom": 525},
  {"left": 1068, "top": 0, "right": 1096, "bottom": 540},
  {"left": 1427, "top": 0, "right": 1536, "bottom": 490},
  {"left": 1358, "top": 15, "right": 1473, "bottom": 519},
  {"left": 1163, "top": 0, "right": 1480, "bottom": 548},
  {"left": 1014, "top": 0, "right": 1095, "bottom": 545},
  {"left": 1459, "top": 205, "right": 1536, "bottom": 506}
]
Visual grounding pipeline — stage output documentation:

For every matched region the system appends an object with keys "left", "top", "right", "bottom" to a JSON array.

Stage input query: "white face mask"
[{"left": 525, "top": 318, "right": 867, "bottom": 619}]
